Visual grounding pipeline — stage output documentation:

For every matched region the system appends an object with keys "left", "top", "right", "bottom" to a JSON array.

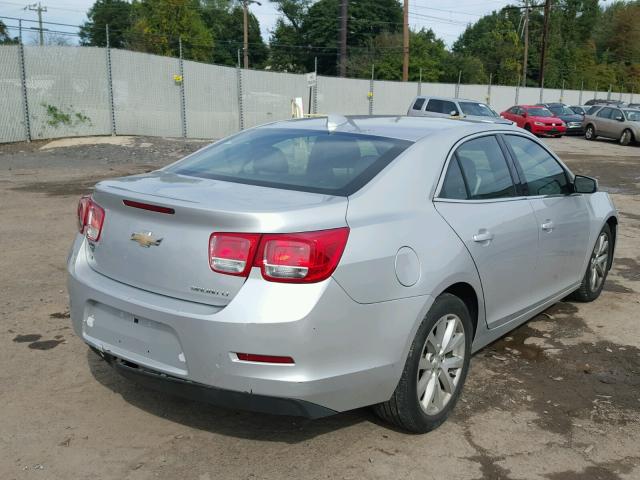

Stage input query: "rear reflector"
[
  {"left": 235, "top": 353, "right": 295, "bottom": 364},
  {"left": 77, "top": 195, "right": 105, "bottom": 242},
  {"left": 123, "top": 199, "right": 175, "bottom": 214}
]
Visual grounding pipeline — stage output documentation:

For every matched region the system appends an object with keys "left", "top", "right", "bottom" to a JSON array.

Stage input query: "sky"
[{"left": 0, "top": 0, "right": 616, "bottom": 47}]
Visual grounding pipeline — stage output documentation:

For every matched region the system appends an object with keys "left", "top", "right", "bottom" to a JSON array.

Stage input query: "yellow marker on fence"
[{"left": 173, "top": 74, "right": 183, "bottom": 85}]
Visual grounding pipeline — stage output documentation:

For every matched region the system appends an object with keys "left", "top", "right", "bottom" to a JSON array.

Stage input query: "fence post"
[
  {"left": 18, "top": 24, "right": 31, "bottom": 143},
  {"left": 607, "top": 85, "right": 611, "bottom": 101},
  {"left": 312, "top": 57, "right": 318, "bottom": 114},
  {"left": 619, "top": 85, "right": 623, "bottom": 101},
  {"left": 178, "top": 37, "right": 187, "bottom": 138},
  {"left": 539, "top": 79, "right": 544, "bottom": 103},
  {"left": 515, "top": 83, "right": 520, "bottom": 105},
  {"left": 418, "top": 68, "right": 422, "bottom": 96},
  {"left": 486, "top": 73, "right": 492, "bottom": 105},
  {"left": 455, "top": 70, "right": 461, "bottom": 98},
  {"left": 105, "top": 25, "right": 116, "bottom": 136},
  {"left": 236, "top": 49, "right": 244, "bottom": 130},
  {"left": 579, "top": 79, "right": 583, "bottom": 105},
  {"left": 560, "top": 79, "right": 564, "bottom": 103},
  {"left": 631, "top": 87, "right": 634, "bottom": 105},
  {"left": 368, "top": 64, "right": 374, "bottom": 115}
]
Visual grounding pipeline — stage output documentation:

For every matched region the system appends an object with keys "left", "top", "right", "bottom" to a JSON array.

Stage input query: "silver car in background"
[
  {"left": 68, "top": 115, "right": 617, "bottom": 433},
  {"left": 408, "top": 96, "right": 512, "bottom": 124},
  {"left": 584, "top": 106, "right": 640, "bottom": 145}
]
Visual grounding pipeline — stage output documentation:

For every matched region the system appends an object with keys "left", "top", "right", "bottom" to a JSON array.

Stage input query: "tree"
[
  {"left": 127, "top": 0, "right": 213, "bottom": 62},
  {"left": 80, "top": 0, "right": 133, "bottom": 48},
  {"left": 0, "top": 20, "right": 18, "bottom": 44},
  {"left": 201, "top": 2, "right": 268, "bottom": 67}
]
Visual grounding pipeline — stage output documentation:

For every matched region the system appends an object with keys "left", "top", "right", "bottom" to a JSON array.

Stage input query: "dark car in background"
[
  {"left": 584, "top": 99, "right": 626, "bottom": 107},
  {"left": 537, "top": 103, "right": 584, "bottom": 135}
]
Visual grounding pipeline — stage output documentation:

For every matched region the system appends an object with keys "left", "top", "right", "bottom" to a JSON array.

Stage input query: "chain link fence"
[{"left": 0, "top": 44, "right": 637, "bottom": 144}]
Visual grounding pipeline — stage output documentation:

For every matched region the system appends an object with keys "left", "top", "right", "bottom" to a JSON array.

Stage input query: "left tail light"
[{"left": 77, "top": 195, "right": 105, "bottom": 242}]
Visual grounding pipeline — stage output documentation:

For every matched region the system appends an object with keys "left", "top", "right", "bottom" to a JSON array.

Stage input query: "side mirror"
[
  {"left": 522, "top": 112, "right": 528, "bottom": 118},
  {"left": 450, "top": 110, "right": 459, "bottom": 117},
  {"left": 573, "top": 175, "right": 598, "bottom": 194},
  {"left": 615, "top": 115, "right": 624, "bottom": 122}
]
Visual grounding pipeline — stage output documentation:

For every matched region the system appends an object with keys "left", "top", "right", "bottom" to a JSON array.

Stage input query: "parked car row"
[{"left": 408, "top": 95, "right": 639, "bottom": 145}]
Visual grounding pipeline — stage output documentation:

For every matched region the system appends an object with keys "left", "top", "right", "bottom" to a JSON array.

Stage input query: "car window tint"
[
  {"left": 426, "top": 99, "right": 458, "bottom": 115},
  {"left": 612, "top": 109, "right": 624, "bottom": 120},
  {"left": 412, "top": 98, "right": 425, "bottom": 110},
  {"left": 586, "top": 106, "right": 601, "bottom": 115},
  {"left": 597, "top": 107, "right": 613, "bottom": 119},
  {"left": 167, "top": 129, "right": 411, "bottom": 196},
  {"left": 505, "top": 135, "right": 570, "bottom": 196},
  {"left": 440, "top": 158, "right": 468, "bottom": 200},
  {"left": 455, "top": 136, "right": 516, "bottom": 200}
]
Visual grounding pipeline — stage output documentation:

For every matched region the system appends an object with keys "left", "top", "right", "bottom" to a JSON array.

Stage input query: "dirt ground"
[{"left": 1, "top": 134, "right": 639, "bottom": 480}]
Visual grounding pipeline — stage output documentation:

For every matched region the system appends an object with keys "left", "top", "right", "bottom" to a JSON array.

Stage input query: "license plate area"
[{"left": 83, "top": 302, "right": 188, "bottom": 376}]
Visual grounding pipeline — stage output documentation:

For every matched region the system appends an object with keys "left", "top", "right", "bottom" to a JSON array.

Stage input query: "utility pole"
[
  {"left": 25, "top": 2, "right": 47, "bottom": 46},
  {"left": 338, "top": 0, "right": 348, "bottom": 77},
  {"left": 522, "top": 0, "right": 529, "bottom": 88},
  {"left": 402, "top": 0, "right": 409, "bottom": 81},
  {"left": 241, "top": 0, "right": 261, "bottom": 69},
  {"left": 539, "top": 0, "right": 551, "bottom": 88}
]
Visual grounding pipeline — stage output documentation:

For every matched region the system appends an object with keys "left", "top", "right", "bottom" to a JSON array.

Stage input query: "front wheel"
[
  {"left": 570, "top": 224, "right": 612, "bottom": 302},
  {"left": 585, "top": 124, "right": 596, "bottom": 140},
  {"left": 374, "top": 293, "right": 472, "bottom": 433},
  {"left": 620, "top": 129, "right": 634, "bottom": 146}
]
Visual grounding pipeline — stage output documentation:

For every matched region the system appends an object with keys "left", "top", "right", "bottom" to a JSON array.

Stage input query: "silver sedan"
[{"left": 68, "top": 115, "right": 617, "bottom": 433}]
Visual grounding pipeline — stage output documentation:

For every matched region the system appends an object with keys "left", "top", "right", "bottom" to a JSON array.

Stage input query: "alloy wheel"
[
  {"left": 585, "top": 126, "right": 594, "bottom": 140},
  {"left": 416, "top": 313, "right": 465, "bottom": 415},
  {"left": 589, "top": 232, "right": 609, "bottom": 292},
  {"left": 620, "top": 130, "right": 631, "bottom": 146}
]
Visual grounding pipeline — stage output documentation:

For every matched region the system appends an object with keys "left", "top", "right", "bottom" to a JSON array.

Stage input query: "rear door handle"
[
  {"left": 473, "top": 231, "right": 494, "bottom": 243},
  {"left": 541, "top": 220, "right": 554, "bottom": 232}
]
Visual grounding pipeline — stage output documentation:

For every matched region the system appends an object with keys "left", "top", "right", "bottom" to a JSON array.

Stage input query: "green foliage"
[
  {"left": 79, "top": 0, "right": 133, "bottom": 48},
  {"left": 127, "top": 0, "right": 214, "bottom": 62},
  {"left": 42, "top": 104, "right": 92, "bottom": 128}
]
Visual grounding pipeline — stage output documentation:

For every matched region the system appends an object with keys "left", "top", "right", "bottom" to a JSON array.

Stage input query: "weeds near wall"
[{"left": 42, "top": 104, "right": 92, "bottom": 128}]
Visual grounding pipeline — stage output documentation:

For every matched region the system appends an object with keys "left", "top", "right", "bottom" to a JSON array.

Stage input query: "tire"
[
  {"left": 570, "top": 224, "right": 612, "bottom": 302},
  {"left": 619, "top": 129, "right": 634, "bottom": 146},
  {"left": 524, "top": 124, "right": 532, "bottom": 132},
  {"left": 585, "top": 124, "right": 596, "bottom": 140},
  {"left": 374, "top": 293, "right": 472, "bottom": 433}
]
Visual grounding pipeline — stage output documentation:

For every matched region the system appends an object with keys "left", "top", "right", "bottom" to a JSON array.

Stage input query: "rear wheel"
[
  {"left": 585, "top": 124, "right": 596, "bottom": 140},
  {"left": 570, "top": 224, "right": 612, "bottom": 302},
  {"left": 620, "top": 129, "right": 634, "bottom": 146},
  {"left": 374, "top": 293, "right": 472, "bottom": 433}
]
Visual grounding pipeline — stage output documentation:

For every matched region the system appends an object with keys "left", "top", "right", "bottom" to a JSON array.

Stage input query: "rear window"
[
  {"left": 166, "top": 128, "right": 412, "bottom": 196},
  {"left": 527, "top": 107, "right": 553, "bottom": 117}
]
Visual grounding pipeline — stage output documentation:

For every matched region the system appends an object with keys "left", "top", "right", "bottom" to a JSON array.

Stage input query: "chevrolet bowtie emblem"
[{"left": 130, "top": 231, "right": 163, "bottom": 248}]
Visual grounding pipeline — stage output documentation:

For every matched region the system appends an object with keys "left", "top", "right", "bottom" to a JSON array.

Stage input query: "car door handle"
[
  {"left": 472, "top": 231, "right": 494, "bottom": 243},
  {"left": 541, "top": 220, "right": 554, "bottom": 232}
]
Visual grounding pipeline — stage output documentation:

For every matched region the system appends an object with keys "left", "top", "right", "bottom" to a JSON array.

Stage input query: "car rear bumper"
[{"left": 67, "top": 235, "right": 430, "bottom": 415}]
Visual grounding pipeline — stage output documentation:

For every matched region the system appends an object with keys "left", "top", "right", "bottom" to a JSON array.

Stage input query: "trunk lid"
[{"left": 88, "top": 171, "right": 348, "bottom": 306}]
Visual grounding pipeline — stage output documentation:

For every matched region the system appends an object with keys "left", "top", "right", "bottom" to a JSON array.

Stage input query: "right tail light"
[{"left": 208, "top": 227, "right": 349, "bottom": 284}]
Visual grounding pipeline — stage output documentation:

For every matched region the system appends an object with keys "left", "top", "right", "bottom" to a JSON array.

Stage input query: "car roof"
[
  {"left": 413, "top": 95, "right": 484, "bottom": 104},
  {"left": 261, "top": 115, "right": 518, "bottom": 142},
  {"left": 520, "top": 105, "right": 547, "bottom": 109}
]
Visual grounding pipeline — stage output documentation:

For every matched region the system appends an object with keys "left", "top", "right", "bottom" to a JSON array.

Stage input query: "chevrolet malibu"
[{"left": 68, "top": 116, "right": 617, "bottom": 433}]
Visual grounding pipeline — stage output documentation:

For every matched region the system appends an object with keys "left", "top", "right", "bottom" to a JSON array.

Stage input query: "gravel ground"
[{"left": 1, "top": 134, "right": 639, "bottom": 480}]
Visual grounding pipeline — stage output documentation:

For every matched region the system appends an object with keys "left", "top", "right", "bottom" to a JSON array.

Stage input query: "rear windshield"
[
  {"left": 166, "top": 128, "right": 412, "bottom": 196},
  {"left": 459, "top": 102, "right": 494, "bottom": 117}
]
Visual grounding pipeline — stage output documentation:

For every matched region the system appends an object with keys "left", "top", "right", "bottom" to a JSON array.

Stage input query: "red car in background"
[{"left": 501, "top": 105, "right": 567, "bottom": 137}]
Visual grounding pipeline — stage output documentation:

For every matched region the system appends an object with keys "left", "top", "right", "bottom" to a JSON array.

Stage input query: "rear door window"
[
  {"left": 505, "top": 135, "right": 570, "bottom": 196},
  {"left": 412, "top": 98, "right": 426, "bottom": 110},
  {"left": 453, "top": 136, "right": 516, "bottom": 200},
  {"left": 426, "top": 99, "right": 458, "bottom": 115},
  {"left": 166, "top": 128, "right": 412, "bottom": 196},
  {"left": 440, "top": 158, "right": 468, "bottom": 200},
  {"left": 597, "top": 107, "right": 613, "bottom": 119}
]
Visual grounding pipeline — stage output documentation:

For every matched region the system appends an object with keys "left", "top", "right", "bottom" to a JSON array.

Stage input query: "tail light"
[
  {"left": 77, "top": 195, "right": 105, "bottom": 242},
  {"left": 208, "top": 227, "right": 349, "bottom": 284},
  {"left": 209, "top": 233, "right": 260, "bottom": 276}
]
